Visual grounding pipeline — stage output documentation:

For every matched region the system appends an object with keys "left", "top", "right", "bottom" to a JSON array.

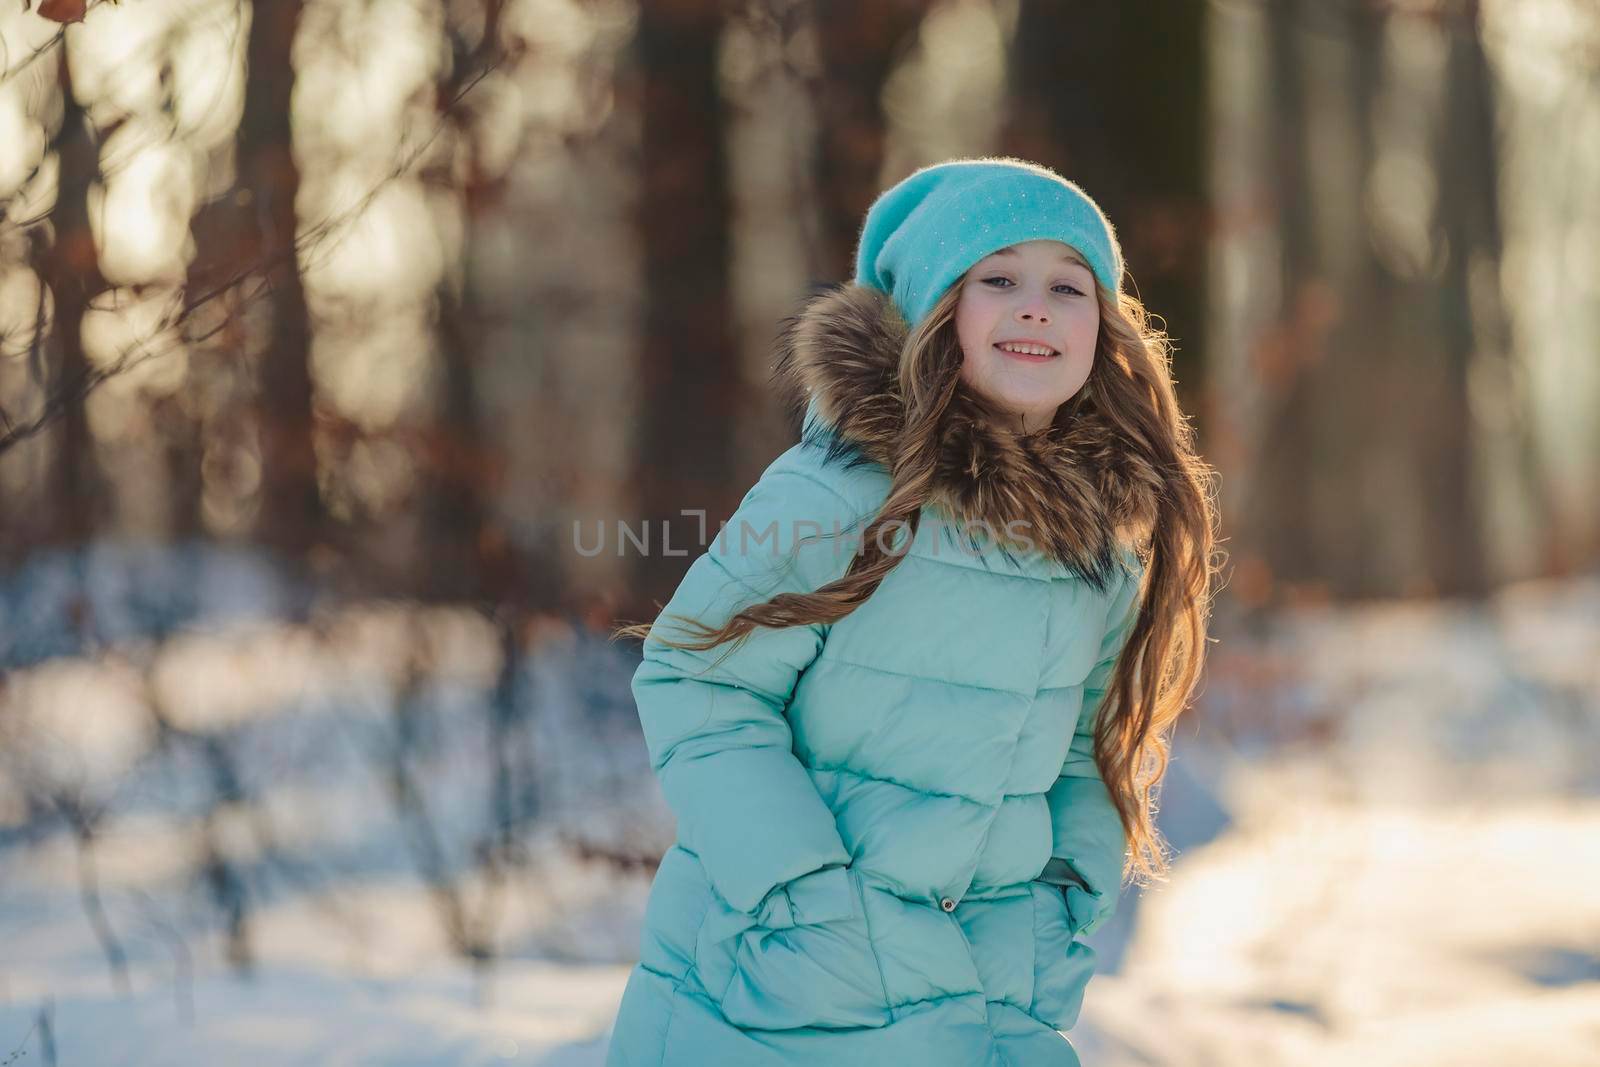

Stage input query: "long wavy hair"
[{"left": 615, "top": 263, "right": 1224, "bottom": 889}]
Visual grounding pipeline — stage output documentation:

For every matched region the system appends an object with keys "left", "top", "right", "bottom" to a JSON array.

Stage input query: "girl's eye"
[{"left": 980, "top": 277, "right": 1084, "bottom": 296}]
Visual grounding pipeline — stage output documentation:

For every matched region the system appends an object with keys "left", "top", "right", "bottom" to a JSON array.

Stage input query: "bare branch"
[{"left": 0, "top": 46, "right": 507, "bottom": 456}]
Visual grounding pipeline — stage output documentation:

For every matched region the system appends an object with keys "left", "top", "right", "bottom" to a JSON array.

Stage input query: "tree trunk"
[
  {"left": 1418, "top": 13, "right": 1505, "bottom": 597},
  {"left": 241, "top": 0, "right": 321, "bottom": 557},
  {"left": 628, "top": 0, "right": 739, "bottom": 615},
  {"left": 808, "top": 0, "right": 927, "bottom": 284},
  {"left": 1002, "top": 0, "right": 1208, "bottom": 404},
  {"left": 38, "top": 50, "right": 106, "bottom": 548},
  {"left": 417, "top": 0, "right": 511, "bottom": 604}
]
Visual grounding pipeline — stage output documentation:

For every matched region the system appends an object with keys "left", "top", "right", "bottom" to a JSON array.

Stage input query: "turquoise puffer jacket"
[{"left": 606, "top": 283, "right": 1157, "bottom": 1067}]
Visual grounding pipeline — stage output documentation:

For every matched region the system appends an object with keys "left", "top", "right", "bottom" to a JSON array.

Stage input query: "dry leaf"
[{"left": 35, "top": 0, "right": 91, "bottom": 23}]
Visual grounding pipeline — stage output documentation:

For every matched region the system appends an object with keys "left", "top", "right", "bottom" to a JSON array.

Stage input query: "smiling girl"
[{"left": 608, "top": 157, "right": 1222, "bottom": 1066}]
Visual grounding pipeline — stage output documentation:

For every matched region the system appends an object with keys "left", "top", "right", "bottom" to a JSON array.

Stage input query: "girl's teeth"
[{"left": 998, "top": 343, "right": 1055, "bottom": 356}]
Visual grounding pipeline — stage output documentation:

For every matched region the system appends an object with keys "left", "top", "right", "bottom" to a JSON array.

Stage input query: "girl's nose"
[{"left": 1017, "top": 303, "right": 1050, "bottom": 325}]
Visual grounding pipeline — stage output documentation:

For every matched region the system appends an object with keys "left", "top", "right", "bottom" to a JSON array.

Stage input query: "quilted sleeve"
[
  {"left": 1036, "top": 553, "right": 1145, "bottom": 937},
  {"left": 632, "top": 459, "right": 865, "bottom": 925}
]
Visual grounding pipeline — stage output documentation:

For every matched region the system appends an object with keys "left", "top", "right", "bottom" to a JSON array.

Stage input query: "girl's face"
[{"left": 953, "top": 239, "right": 1100, "bottom": 433}]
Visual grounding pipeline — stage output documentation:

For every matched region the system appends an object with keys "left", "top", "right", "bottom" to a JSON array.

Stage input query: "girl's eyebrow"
[{"left": 981, "top": 249, "right": 1092, "bottom": 272}]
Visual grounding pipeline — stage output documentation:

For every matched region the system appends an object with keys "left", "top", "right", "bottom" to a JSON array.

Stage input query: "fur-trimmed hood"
[{"left": 772, "top": 282, "right": 1161, "bottom": 590}]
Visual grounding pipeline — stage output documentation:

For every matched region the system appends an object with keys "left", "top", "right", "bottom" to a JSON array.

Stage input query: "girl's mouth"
[{"left": 994, "top": 342, "right": 1059, "bottom": 363}]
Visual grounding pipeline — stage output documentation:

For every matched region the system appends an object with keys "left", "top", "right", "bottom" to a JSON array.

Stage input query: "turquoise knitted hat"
[{"left": 852, "top": 157, "right": 1124, "bottom": 329}]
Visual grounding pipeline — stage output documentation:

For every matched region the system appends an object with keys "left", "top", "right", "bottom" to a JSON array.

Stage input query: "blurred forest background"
[{"left": 1, "top": 1, "right": 1597, "bottom": 1065}]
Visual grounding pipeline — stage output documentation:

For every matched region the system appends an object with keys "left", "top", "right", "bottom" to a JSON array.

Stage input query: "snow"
[{"left": 2, "top": 544, "right": 1596, "bottom": 1065}]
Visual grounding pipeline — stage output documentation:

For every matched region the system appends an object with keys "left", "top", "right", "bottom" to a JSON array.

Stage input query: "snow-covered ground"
[{"left": 2, "top": 545, "right": 1596, "bottom": 1065}]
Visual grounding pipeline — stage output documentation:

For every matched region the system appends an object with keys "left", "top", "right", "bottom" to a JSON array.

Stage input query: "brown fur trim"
[{"left": 772, "top": 282, "right": 1161, "bottom": 588}]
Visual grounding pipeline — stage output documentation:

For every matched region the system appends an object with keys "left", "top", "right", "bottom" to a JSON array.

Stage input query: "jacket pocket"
[
  {"left": 696, "top": 865, "right": 892, "bottom": 1031},
  {"left": 1028, "top": 880, "right": 1098, "bottom": 1032}
]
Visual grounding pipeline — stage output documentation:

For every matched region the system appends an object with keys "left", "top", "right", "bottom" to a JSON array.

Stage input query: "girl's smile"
[{"left": 993, "top": 339, "right": 1060, "bottom": 362}]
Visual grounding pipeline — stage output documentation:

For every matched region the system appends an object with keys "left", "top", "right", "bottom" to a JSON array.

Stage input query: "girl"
[{"left": 606, "top": 157, "right": 1220, "bottom": 1067}]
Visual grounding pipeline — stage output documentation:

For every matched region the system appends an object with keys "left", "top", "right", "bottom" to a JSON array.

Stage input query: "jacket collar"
[{"left": 773, "top": 282, "right": 1159, "bottom": 591}]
